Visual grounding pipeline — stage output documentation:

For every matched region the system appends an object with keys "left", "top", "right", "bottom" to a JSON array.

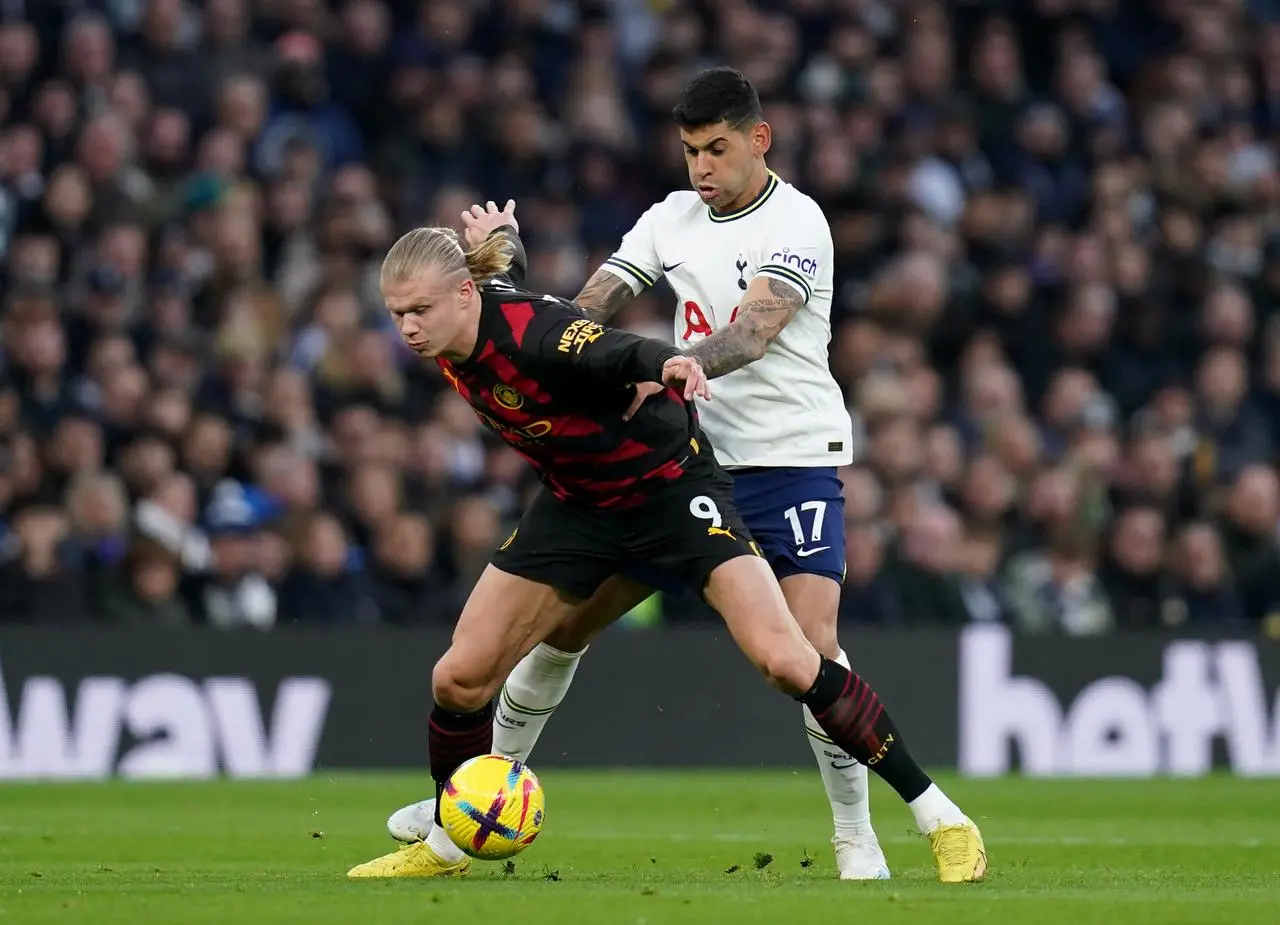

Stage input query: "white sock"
[
  {"left": 426, "top": 819, "right": 465, "bottom": 863},
  {"left": 802, "top": 649, "right": 874, "bottom": 839},
  {"left": 908, "top": 783, "right": 969, "bottom": 834},
  {"left": 492, "top": 642, "right": 585, "bottom": 762}
]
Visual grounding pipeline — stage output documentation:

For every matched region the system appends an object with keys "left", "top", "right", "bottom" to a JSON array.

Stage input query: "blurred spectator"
[
  {"left": 0, "top": 503, "right": 87, "bottom": 621},
  {"left": 0, "top": 0, "right": 1278, "bottom": 635},
  {"left": 277, "top": 510, "right": 375, "bottom": 624},
  {"left": 838, "top": 521, "right": 901, "bottom": 625},
  {"left": 957, "top": 525, "right": 1009, "bottom": 624},
  {"left": 1218, "top": 464, "right": 1280, "bottom": 623},
  {"left": 1100, "top": 506, "right": 1175, "bottom": 629},
  {"left": 188, "top": 480, "right": 280, "bottom": 629},
  {"left": 1003, "top": 524, "right": 1114, "bottom": 636},
  {"left": 370, "top": 512, "right": 450, "bottom": 624},
  {"left": 1168, "top": 521, "right": 1247, "bottom": 626},
  {"left": 99, "top": 538, "right": 193, "bottom": 625},
  {"left": 881, "top": 503, "right": 969, "bottom": 626}
]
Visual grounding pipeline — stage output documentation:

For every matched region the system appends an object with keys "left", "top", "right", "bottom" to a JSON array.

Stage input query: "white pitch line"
[{"left": 553, "top": 831, "right": 1274, "bottom": 848}]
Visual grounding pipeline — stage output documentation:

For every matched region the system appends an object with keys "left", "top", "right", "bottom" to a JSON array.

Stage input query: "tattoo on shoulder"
[
  {"left": 766, "top": 278, "right": 805, "bottom": 305},
  {"left": 573, "top": 269, "right": 635, "bottom": 324},
  {"left": 685, "top": 278, "right": 804, "bottom": 377}
]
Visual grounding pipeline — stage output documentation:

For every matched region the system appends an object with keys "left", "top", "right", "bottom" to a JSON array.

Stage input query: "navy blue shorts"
[{"left": 622, "top": 466, "right": 845, "bottom": 592}]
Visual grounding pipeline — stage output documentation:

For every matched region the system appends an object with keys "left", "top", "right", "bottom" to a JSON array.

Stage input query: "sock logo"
[
  {"left": 494, "top": 709, "right": 526, "bottom": 731},
  {"left": 822, "top": 748, "right": 858, "bottom": 771},
  {"left": 866, "top": 734, "right": 895, "bottom": 766}
]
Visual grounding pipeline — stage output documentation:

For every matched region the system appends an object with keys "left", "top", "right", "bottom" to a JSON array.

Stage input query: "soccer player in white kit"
[{"left": 386, "top": 67, "right": 985, "bottom": 883}]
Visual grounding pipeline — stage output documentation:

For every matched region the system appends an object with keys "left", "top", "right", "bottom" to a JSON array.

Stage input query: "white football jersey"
[{"left": 600, "top": 171, "right": 853, "bottom": 469}]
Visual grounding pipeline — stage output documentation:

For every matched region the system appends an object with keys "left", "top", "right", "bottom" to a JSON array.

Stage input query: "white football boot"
[
  {"left": 833, "top": 832, "right": 892, "bottom": 880},
  {"left": 388, "top": 798, "right": 437, "bottom": 843}
]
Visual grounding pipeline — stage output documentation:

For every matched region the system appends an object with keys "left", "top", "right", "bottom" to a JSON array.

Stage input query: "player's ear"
[{"left": 751, "top": 121, "right": 772, "bottom": 157}]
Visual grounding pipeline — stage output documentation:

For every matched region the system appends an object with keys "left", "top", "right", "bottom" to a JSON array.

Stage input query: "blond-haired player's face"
[
  {"left": 680, "top": 120, "right": 771, "bottom": 212},
  {"left": 384, "top": 271, "right": 474, "bottom": 359}
]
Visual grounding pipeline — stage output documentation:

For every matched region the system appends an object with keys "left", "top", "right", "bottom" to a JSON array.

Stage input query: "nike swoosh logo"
[
  {"left": 662, "top": 262, "right": 683, "bottom": 272},
  {"left": 796, "top": 546, "right": 831, "bottom": 557},
  {"left": 494, "top": 717, "right": 522, "bottom": 730},
  {"left": 830, "top": 760, "right": 859, "bottom": 771}
]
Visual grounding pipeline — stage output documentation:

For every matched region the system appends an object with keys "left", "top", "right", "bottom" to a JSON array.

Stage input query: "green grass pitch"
[{"left": 2, "top": 771, "right": 1278, "bottom": 924}]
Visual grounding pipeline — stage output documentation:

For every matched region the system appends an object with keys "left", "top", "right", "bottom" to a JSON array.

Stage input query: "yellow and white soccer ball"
[{"left": 439, "top": 755, "right": 546, "bottom": 860}]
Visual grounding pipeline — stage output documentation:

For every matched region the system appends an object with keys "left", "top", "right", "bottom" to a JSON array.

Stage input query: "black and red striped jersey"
[{"left": 437, "top": 279, "right": 702, "bottom": 509}]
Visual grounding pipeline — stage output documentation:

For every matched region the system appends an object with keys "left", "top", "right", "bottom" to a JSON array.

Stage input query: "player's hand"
[
  {"left": 661, "top": 355, "right": 710, "bottom": 402},
  {"left": 622, "top": 382, "right": 664, "bottom": 421},
  {"left": 461, "top": 200, "right": 518, "bottom": 248}
]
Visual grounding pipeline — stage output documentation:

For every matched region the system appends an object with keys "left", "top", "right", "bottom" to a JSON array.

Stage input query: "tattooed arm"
[
  {"left": 684, "top": 277, "right": 804, "bottom": 378},
  {"left": 573, "top": 267, "right": 638, "bottom": 325}
]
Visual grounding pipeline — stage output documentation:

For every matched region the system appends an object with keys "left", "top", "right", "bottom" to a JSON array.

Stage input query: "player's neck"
[
  {"left": 713, "top": 163, "right": 771, "bottom": 215},
  {"left": 441, "top": 292, "right": 483, "bottom": 362}
]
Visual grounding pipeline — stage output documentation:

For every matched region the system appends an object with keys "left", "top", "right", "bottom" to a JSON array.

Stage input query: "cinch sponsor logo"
[{"left": 770, "top": 249, "right": 819, "bottom": 277}]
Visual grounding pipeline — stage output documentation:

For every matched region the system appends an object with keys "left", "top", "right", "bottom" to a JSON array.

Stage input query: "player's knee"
[
  {"left": 431, "top": 654, "right": 498, "bottom": 713},
  {"left": 801, "top": 621, "right": 840, "bottom": 661},
  {"left": 779, "top": 576, "right": 841, "bottom": 659},
  {"left": 757, "top": 645, "right": 819, "bottom": 698}
]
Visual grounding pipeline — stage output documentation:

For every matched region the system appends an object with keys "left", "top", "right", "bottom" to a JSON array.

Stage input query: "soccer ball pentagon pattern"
[{"left": 439, "top": 755, "right": 546, "bottom": 860}]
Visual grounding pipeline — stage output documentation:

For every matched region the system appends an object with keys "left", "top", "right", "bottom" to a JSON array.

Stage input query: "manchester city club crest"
[{"left": 493, "top": 384, "right": 523, "bottom": 409}]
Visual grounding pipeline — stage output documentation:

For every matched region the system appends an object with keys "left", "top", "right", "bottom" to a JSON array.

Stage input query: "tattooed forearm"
[
  {"left": 685, "top": 278, "right": 803, "bottom": 377},
  {"left": 574, "top": 269, "right": 636, "bottom": 324}
]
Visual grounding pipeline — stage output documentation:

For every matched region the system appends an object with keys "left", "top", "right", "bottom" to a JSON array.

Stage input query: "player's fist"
[
  {"left": 461, "top": 200, "right": 518, "bottom": 248},
  {"left": 662, "top": 355, "right": 710, "bottom": 402}
]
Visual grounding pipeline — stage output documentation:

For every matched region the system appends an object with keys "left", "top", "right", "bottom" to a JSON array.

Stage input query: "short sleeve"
[
  {"left": 600, "top": 203, "right": 663, "bottom": 294},
  {"left": 750, "top": 201, "right": 833, "bottom": 306}
]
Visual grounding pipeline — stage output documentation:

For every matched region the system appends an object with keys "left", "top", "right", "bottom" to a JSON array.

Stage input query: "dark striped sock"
[
  {"left": 429, "top": 701, "right": 495, "bottom": 824},
  {"left": 799, "top": 656, "right": 932, "bottom": 803}
]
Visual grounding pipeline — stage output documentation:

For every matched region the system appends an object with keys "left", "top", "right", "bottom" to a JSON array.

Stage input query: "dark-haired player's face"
[
  {"left": 680, "top": 120, "right": 770, "bottom": 212},
  {"left": 384, "top": 271, "right": 475, "bottom": 359}
]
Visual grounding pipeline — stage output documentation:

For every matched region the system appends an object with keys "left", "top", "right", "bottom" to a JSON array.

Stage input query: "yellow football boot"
[
  {"left": 346, "top": 841, "right": 472, "bottom": 879},
  {"left": 927, "top": 822, "right": 987, "bottom": 883}
]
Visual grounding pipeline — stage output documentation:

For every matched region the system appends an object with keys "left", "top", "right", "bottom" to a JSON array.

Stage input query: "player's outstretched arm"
[
  {"left": 573, "top": 268, "right": 637, "bottom": 324},
  {"left": 530, "top": 304, "right": 680, "bottom": 388},
  {"left": 685, "top": 277, "right": 804, "bottom": 377}
]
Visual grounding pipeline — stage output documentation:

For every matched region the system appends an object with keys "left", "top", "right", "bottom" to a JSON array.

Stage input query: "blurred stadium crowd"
[{"left": 2, "top": 0, "right": 1280, "bottom": 635}]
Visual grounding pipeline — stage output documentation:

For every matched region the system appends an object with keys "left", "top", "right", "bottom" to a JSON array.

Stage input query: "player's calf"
[{"left": 705, "top": 555, "right": 984, "bottom": 881}]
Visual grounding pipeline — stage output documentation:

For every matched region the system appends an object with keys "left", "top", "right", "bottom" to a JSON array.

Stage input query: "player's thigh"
[
  {"left": 441, "top": 490, "right": 621, "bottom": 709},
  {"left": 702, "top": 555, "right": 820, "bottom": 697},
  {"left": 438, "top": 564, "right": 584, "bottom": 711},
  {"left": 542, "top": 574, "right": 656, "bottom": 651}
]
